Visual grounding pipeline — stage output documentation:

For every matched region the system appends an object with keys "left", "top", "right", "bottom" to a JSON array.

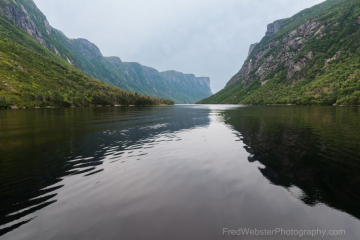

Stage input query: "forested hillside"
[
  {"left": 0, "top": 0, "right": 211, "bottom": 104},
  {"left": 199, "top": 0, "right": 360, "bottom": 106},
  {"left": 0, "top": 17, "right": 173, "bottom": 108}
]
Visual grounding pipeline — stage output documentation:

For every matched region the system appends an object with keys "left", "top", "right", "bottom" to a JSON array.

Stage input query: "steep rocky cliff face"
[
  {"left": 71, "top": 38, "right": 103, "bottom": 61},
  {"left": 123, "top": 64, "right": 212, "bottom": 103},
  {"left": 0, "top": 0, "right": 212, "bottom": 103},
  {"left": 161, "top": 71, "right": 211, "bottom": 89},
  {"left": 265, "top": 20, "right": 284, "bottom": 37},
  {"left": 159, "top": 71, "right": 212, "bottom": 103},
  {"left": 199, "top": 0, "right": 360, "bottom": 106},
  {"left": 247, "top": 43, "right": 258, "bottom": 58},
  {"left": 0, "top": 0, "right": 78, "bottom": 65},
  {"left": 228, "top": 19, "right": 322, "bottom": 87},
  {"left": 0, "top": 15, "right": 174, "bottom": 108},
  {"left": 0, "top": 0, "right": 46, "bottom": 46}
]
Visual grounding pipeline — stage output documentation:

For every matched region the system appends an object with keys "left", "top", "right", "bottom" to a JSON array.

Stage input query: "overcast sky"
[{"left": 33, "top": 0, "right": 324, "bottom": 93}]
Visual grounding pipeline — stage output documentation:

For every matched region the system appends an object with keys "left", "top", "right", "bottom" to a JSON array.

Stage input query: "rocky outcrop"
[
  {"left": 227, "top": 18, "right": 324, "bottom": 87},
  {"left": 121, "top": 64, "right": 212, "bottom": 103},
  {"left": 70, "top": 39, "right": 103, "bottom": 61},
  {"left": 105, "top": 56, "right": 123, "bottom": 65},
  {"left": 286, "top": 51, "right": 313, "bottom": 80},
  {"left": 265, "top": 20, "right": 284, "bottom": 37},
  {"left": 325, "top": 51, "right": 341, "bottom": 65},
  {"left": 0, "top": 1, "right": 47, "bottom": 47},
  {"left": 194, "top": 77, "right": 211, "bottom": 89},
  {"left": 141, "top": 65, "right": 159, "bottom": 76},
  {"left": 0, "top": 0, "right": 80, "bottom": 67},
  {"left": 291, "top": 20, "right": 322, "bottom": 38},
  {"left": 199, "top": 0, "right": 359, "bottom": 105},
  {"left": 17, "top": 66, "right": 28, "bottom": 72},
  {"left": 247, "top": 43, "right": 258, "bottom": 57},
  {"left": 161, "top": 71, "right": 212, "bottom": 92},
  {"left": 160, "top": 70, "right": 185, "bottom": 82}
]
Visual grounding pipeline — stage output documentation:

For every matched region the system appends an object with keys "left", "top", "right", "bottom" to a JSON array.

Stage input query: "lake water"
[{"left": 0, "top": 105, "right": 359, "bottom": 240}]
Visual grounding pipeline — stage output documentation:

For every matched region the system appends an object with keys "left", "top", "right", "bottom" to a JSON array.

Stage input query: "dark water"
[{"left": 0, "top": 105, "right": 360, "bottom": 240}]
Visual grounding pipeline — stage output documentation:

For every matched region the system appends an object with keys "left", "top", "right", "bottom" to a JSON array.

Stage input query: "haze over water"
[{"left": 0, "top": 105, "right": 359, "bottom": 240}]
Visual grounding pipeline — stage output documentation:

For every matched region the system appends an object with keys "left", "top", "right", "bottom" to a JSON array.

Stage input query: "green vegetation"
[
  {"left": 199, "top": 0, "right": 360, "bottom": 106},
  {"left": 0, "top": 17, "right": 174, "bottom": 108},
  {"left": 0, "top": 0, "right": 210, "bottom": 104},
  {"left": 55, "top": 33, "right": 213, "bottom": 104},
  {"left": 124, "top": 64, "right": 212, "bottom": 104}
]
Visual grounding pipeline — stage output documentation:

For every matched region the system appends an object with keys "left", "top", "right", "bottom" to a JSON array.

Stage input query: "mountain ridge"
[
  {"left": 199, "top": 0, "right": 360, "bottom": 106},
  {"left": 0, "top": 0, "right": 212, "bottom": 103},
  {"left": 0, "top": 15, "right": 174, "bottom": 108}
]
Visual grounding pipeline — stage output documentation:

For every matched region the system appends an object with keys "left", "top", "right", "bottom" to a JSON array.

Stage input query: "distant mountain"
[
  {"left": 0, "top": 0, "right": 212, "bottom": 103},
  {"left": 0, "top": 3, "right": 173, "bottom": 108},
  {"left": 199, "top": 0, "right": 360, "bottom": 106}
]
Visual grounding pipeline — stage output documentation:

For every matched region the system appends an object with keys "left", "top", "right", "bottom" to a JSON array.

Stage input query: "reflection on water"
[
  {"left": 0, "top": 105, "right": 359, "bottom": 240},
  {"left": 0, "top": 106, "right": 211, "bottom": 236},
  {"left": 223, "top": 106, "right": 360, "bottom": 219}
]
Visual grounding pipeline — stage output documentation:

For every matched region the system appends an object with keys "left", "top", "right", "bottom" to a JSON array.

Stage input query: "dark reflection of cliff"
[
  {"left": 0, "top": 106, "right": 210, "bottom": 236},
  {"left": 223, "top": 106, "right": 360, "bottom": 220}
]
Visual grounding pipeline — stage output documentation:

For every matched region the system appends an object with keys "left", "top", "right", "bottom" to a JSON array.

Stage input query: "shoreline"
[
  {"left": 3, "top": 103, "right": 360, "bottom": 110},
  {"left": 196, "top": 103, "right": 360, "bottom": 107},
  {"left": 0, "top": 104, "right": 171, "bottom": 110}
]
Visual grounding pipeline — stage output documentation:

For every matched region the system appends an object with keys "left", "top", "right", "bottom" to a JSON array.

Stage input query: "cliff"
[
  {"left": 122, "top": 65, "right": 212, "bottom": 104},
  {"left": 0, "top": 15, "right": 174, "bottom": 108},
  {"left": 0, "top": 0, "right": 212, "bottom": 104},
  {"left": 265, "top": 20, "right": 284, "bottom": 37},
  {"left": 199, "top": 0, "right": 360, "bottom": 106}
]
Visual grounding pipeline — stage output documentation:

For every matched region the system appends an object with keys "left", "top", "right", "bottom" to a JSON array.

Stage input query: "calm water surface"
[{"left": 0, "top": 105, "right": 360, "bottom": 240}]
